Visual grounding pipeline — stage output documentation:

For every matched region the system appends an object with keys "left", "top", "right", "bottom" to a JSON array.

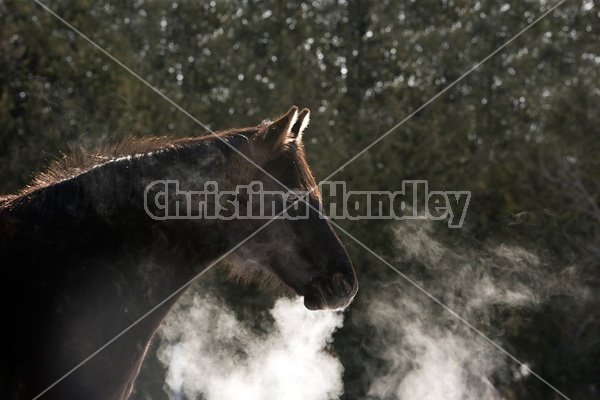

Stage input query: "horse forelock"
[{"left": 282, "top": 143, "right": 321, "bottom": 199}]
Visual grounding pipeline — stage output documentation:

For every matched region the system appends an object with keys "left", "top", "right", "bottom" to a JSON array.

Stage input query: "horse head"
[{"left": 225, "top": 106, "right": 358, "bottom": 310}]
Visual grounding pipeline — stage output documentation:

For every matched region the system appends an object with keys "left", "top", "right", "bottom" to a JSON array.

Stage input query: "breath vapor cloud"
[{"left": 157, "top": 294, "right": 345, "bottom": 400}]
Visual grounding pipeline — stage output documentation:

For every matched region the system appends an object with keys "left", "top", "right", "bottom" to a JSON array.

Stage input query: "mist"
[
  {"left": 153, "top": 220, "right": 596, "bottom": 400},
  {"left": 157, "top": 294, "right": 345, "bottom": 400},
  {"left": 358, "top": 219, "right": 594, "bottom": 399}
]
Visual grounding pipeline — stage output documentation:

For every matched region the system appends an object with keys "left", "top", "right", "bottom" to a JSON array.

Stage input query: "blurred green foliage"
[{"left": 1, "top": 0, "right": 598, "bottom": 399}]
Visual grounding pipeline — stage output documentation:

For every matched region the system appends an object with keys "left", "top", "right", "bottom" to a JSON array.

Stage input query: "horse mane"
[
  {"left": 0, "top": 109, "right": 327, "bottom": 314},
  {"left": 0, "top": 128, "right": 257, "bottom": 205},
  {"left": 0, "top": 123, "right": 319, "bottom": 211}
]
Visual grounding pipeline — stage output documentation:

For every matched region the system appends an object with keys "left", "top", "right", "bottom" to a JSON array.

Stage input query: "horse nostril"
[{"left": 332, "top": 273, "right": 353, "bottom": 298}]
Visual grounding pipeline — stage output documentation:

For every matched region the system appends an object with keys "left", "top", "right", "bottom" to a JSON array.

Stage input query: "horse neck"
[{"left": 5, "top": 139, "right": 236, "bottom": 292}]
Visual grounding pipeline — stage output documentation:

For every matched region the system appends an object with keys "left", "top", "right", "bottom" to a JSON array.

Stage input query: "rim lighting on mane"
[{"left": 1, "top": 106, "right": 357, "bottom": 400}]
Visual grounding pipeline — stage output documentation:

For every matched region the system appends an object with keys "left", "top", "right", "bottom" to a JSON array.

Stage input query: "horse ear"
[
  {"left": 261, "top": 106, "right": 299, "bottom": 150},
  {"left": 290, "top": 108, "right": 310, "bottom": 141}
]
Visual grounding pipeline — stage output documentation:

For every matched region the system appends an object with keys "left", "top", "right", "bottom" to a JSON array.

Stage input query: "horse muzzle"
[{"left": 303, "top": 272, "right": 358, "bottom": 310}]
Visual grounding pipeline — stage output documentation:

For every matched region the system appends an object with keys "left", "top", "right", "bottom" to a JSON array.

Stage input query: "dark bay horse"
[{"left": 1, "top": 106, "right": 358, "bottom": 400}]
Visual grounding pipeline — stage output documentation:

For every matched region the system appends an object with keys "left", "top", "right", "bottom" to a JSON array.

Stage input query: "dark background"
[{"left": 2, "top": 1, "right": 599, "bottom": 399}]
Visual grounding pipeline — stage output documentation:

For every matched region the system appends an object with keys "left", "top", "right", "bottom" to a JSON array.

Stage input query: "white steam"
[
  {"left": 365, "top": 293, "right": 505, "bottom": 400},
  {"left": 157, "top": 294, "right": 344, "bottom": 400},
  {"left": 362, "top": 220, "right": 583, "bottom": 399},
  {"left": 153, "top": 220, "right": 591, "bottom": 400}
]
